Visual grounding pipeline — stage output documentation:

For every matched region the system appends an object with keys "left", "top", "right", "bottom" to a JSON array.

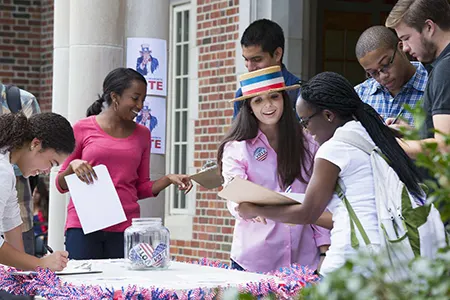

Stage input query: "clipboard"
[
  {"left": 190, "top": 166, "right": 223, "bottom": 189},
  {"left": 217, "top": 176, "right": 301, "bottom": 205}
]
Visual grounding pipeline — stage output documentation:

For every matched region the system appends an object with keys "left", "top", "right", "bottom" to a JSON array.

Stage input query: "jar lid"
[{"left": 131, "top": 217, "right": 162, "bottom": 226}]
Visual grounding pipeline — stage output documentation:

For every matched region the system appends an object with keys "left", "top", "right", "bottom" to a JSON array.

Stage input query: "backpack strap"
[
  {"left": 5, "top": 85, "right": 22, "bottom": 113},
  {"left": 333, "top": 130, "right": 375, "bottom": 249},
  {"left": 332, "top": 130, "right": 375, "bottom": 154},
  {"left": 335, "top": 182, "right": 371, "bottom": 248}
]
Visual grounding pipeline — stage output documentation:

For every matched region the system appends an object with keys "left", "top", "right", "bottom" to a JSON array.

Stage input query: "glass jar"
[{"left": 124, "top": 218, "right": 170, "bottom": 270}]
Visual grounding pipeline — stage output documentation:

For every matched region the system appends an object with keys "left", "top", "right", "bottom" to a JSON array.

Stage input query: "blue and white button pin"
[{"left": 254, "top": 147, "right": 268, "bottom": 161}]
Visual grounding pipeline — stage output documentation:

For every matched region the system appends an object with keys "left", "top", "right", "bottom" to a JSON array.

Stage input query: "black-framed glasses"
[
  {"left": 366, "top": 47, "right": 398, "bottom": 79},
  {"left": 299, "top": 111, "right": 320, "bottom": 129}
]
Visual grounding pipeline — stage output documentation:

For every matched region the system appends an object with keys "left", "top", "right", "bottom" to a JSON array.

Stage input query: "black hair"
[
  {"left": 241, "top": 19, "right": 285, "bottom": 62},
  {"left": 217, "top": 91, "right": 313, "bottom": 189},
  {"left": 355, "top": 26, "right": 400, "bottom": 59},
  {"left": 86, "top": 68, "right": 147, "bottom": 117},
  {"left": 301, "top": 72, "right": 423, "bottom": 197},
  {"left": 0, "top": 112, "right": 75, "bottom": 155}
]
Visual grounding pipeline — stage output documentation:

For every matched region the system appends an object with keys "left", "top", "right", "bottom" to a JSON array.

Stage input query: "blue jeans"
[{"left": 65, "top": 228, "right": 124, "bottom": 259}]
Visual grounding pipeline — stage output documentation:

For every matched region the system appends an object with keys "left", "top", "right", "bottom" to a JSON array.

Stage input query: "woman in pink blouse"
[
  {"left": 217, "top": 66, "right": 330, "bottom": 273},
  {"left": 56, "top": 68, "right": 192, "bottom": 260}
]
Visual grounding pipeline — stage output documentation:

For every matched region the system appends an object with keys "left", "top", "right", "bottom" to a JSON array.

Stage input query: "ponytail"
[
  {"left": 0, "top": 112, "right": 29, "bottom": 153},
  {"left": 301, "top": 72, "right": 423, "bottom": 198},
  {"left": 86, "top": 95, "right": 105, "bottom": 117}
]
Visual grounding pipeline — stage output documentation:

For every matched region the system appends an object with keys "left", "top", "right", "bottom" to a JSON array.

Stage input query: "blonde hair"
[{"left": 386, "top": 0, "right": 450, "bottom": 31}]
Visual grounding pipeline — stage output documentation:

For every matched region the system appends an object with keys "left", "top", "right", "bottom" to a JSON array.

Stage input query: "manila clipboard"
[
  {"left": 217, "top": 176, "right": 300, "bottom": 205},
  {"left": 190, "top": 165, "right": 223, "bottom": 189}
]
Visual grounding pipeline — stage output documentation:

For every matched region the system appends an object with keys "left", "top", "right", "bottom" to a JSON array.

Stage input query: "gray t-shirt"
[{"left": 420, "top": 42, "right": 450, "bottom": 139}]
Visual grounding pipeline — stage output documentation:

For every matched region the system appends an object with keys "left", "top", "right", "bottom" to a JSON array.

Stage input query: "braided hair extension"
[{"left": 301, "top": 72, "right": 423, "bottom": 197}]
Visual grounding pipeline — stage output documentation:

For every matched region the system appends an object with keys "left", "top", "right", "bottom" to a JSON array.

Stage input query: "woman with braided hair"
[
  {"left": 236, "top": 71, "right": 423, "bottom": 275},
  {"left": 0, "top": 112, "right": 75, "bottom": 271}
]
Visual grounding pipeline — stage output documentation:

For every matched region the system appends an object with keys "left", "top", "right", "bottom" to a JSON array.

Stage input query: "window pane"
[
  {"left": 180, "top": 192, "right": 186, "bottom": 209},
  {"left": 183, "top": 44, "right": 189, "bottom": 76},
  {"left": 176, "top": 78, "right": 181, "bottom": 109},
  {"left": 176, "top": 45, "right": 181, "bottom": 76},
  {"left": 183, "top": 10, "right": 189, "bottom": 42},
  {"left": 173, "top": 188, "right": 180, "bottom": 209},
  {"left": 182, "top": 77, "right": 188, "bottom": 109},
  {"left": 174, "top": 145, "right": 180, "bottom": 173},
  {"left": 182, "top": 111, "right": 187, "bottom": 142},
  {"left": 181, "top": 145, "right": 187, "bottom": 174},
  {"left": 176, "top": 12, "right": 182, "bottom": 43},
  {"left": 175, "top": 111, "right": 180, "bottom": 142}
]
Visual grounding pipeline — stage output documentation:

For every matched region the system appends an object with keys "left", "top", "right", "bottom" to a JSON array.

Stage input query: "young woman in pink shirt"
[
  {"left": 217, "top": 66, "right": 330, "bottom": 273},
  {"left": 56, "top": 68, "right": 192, "bottom": 259}
]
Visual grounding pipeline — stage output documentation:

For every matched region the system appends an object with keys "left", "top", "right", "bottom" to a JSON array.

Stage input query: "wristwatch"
[{"left": 319, "top": 252, "right": 326, "bottom": 257}]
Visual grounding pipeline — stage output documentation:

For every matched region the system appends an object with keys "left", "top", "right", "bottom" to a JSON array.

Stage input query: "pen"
[
  {"left": 392, "top": 108, "right": 405, "bottom": 125},
  {"left": 45, "top": 244, "right": 54, "bottom": 254}
]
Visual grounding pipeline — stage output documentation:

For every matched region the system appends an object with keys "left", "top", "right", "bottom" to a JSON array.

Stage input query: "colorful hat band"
[{"left": 240, "top": 70, "right": 285, "bottom": 96}]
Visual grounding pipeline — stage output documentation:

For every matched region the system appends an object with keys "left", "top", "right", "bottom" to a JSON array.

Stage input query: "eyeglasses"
[
  {"left": 366, "top": 47, "right": 398, "bottom": 79},
  {"left": 299, "top": 111, "right": 320, "bottom": 129}
]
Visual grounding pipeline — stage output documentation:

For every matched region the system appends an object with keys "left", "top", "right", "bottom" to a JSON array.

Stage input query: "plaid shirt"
[
  {"left": 355, "top": 62, "right": 428, "bottom": 125},
  {"left": 0, "top": 83, "right": 41, "bottom": 231}
]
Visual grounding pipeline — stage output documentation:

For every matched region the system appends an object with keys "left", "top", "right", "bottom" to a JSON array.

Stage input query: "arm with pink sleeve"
[
  {"left": 136, "top": 129, "right": 155, "bottom": 199},
  {"left": 55, "top": 123, "right": 84, "bottom": 193},
  {"left": 221, "top": 141, "right": 248, "bottom": 219},
  {"left": 311, "top": 225, "right": 331, "bottom": 247}
]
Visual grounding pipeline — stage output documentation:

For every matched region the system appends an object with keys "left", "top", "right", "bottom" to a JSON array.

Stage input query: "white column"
[
  {"left": 48, "top": 0, "right": 70, "bottom": 251},
  {"left": 125, "top": 0, "right": 169, "bottom": 219},
  {"left": 48, "top": 0, "right": 125, "bottom": 251},
  {"left": 67, "top": 0, "right": 124, "bottom": 123}
]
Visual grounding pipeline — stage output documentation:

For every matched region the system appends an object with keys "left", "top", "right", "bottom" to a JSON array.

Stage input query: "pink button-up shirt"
[{"left": 222, "top": 131, "right": 331, "bottom": 273}]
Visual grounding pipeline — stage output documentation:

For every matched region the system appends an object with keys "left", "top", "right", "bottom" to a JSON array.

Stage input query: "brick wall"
[
  {"left": 170, "top": 0, "right": 239, "bottom": 263},
  {"left": 0, "top": 0, "right": 54, "bottom": 112}
]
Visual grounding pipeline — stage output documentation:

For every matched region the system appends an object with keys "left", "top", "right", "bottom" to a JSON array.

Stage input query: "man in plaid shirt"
[
  {"left": 355, "top": 26, "right": 427, "bottom": 126},
  {"left": 0, "top": 83, "right": 41, "bottom": 256}
]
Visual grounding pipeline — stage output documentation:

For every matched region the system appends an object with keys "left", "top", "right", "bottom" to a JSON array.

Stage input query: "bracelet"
[{"left": 319, "top": 252, "right": 326, "bottom": 257}]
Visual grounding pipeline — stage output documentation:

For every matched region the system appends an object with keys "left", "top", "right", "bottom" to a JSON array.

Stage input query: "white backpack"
[{"left": 333, "top": 131, "right": 448, "bottom": 278}]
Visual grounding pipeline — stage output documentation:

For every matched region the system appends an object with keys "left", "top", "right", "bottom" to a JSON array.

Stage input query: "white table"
[{"left": 61, "top": 259, "right": 278, "bottom": 291}]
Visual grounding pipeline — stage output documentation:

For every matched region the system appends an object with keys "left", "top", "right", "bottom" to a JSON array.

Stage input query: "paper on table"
[{"left": 65, "top": 164, "right": 126, "bottom": 234}]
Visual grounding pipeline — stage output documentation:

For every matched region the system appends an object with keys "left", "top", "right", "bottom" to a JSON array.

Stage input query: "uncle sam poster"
[
  {"left": 135, "top": 96, "right": 166, "bottom": 154},
  {"left": 126, "top": 37, "right": 167, "bottom": 96}
]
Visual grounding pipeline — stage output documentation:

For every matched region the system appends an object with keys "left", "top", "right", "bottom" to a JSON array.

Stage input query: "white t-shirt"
[
  {"left": 315, "top": 121, "right": 380, "bottom": 275},
  {"left": 0, "top": 151, "right": 23, "bottom": 248}
]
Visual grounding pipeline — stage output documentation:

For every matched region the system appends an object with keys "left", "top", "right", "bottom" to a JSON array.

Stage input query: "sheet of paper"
[
  {"left": 65, "top": 164, "right": 126, "bottom": 234},
  {"left": 218, "top": 176, "right": 298, "bottom": 205},
  {"left": 278, "top": 192, "right": 305, "bottom": 203}
]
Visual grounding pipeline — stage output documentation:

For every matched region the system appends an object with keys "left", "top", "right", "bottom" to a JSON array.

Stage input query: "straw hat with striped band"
[{"left": 231, "top": 65, "right": 300, "bottom": 102}]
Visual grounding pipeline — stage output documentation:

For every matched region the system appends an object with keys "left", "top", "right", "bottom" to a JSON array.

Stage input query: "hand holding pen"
[{"left": 39, "top": 244, "right": 69, "bottom": 271}]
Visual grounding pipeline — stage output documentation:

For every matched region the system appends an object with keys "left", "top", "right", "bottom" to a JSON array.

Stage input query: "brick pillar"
[{"left": 169, "top": 0, "right": 239, "bottom": 264}]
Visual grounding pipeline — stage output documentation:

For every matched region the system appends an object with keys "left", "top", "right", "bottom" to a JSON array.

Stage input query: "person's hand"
[
  {"left": 39, "top": 251, "right": 69, "bottom": 271},
  {"left": 386, "top": 118, "right": 412, "bottom": 131},
  {"left": 167, "top": 174, "right": 193, "bottom": 194},
  {"left": 235, "top": 202, "right": 260, "bottom": 220},
  {"left": 251, "top": 216, "right": 267, "bottom": 224},
  {"left": 69, "top": 159, "right": 97, "bottom": 184}
]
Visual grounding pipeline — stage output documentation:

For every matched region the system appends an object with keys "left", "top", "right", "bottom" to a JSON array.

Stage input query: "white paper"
[
  {"left": 65, "top": 165, "right": 126, "bottom": 234},
  {"left": 278, "top": 192, "right": 305, "bottom": 203}
]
